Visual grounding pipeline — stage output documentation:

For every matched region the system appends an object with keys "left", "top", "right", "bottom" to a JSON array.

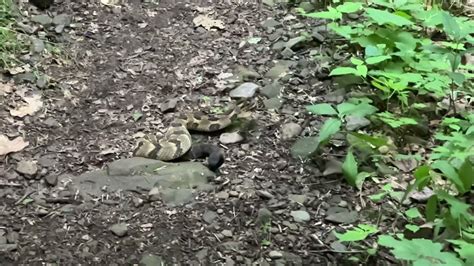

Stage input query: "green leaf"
[
  {"left": 432, "top": 160, "right": 466, "bottom": 193},
  {"left": 365, "top": 8, "right": 413, "bottom": 26},
  {"left": 405, "top": 208, "right": 422, "bottom": 219},
  {"left": 458, "top": 159, "right": 474, "bottom": 191},
  {"left": 426, "top": 195, "right": 438, "bottom": 222},
  {"left": 448, "top": 240, "right": 474, "bottom": 264},
  {"left": 329, "top": 67, "right": 358, "bottom": 76},
  {"left": 448, "top": 72, "right": 466, "bottom": 86},
  {"left": 334, "top": 224, "right": 378, "bottom": 242},
  {"left": 304, "top": 7, "right": 342, "bottom": 20},
  {"left": 442, "top": 11, "right": 461, "bottom": 40},
  {"left": 306, "top": 103, "right": 338, "bottom": 116},
  {"left": 356, "top": 65, "right": 368, "bottom": 77},
  {"left": 335, "top": 2, "right": 363, "bottom": 13},
  {"left": 351, "top": 57, "right": 364, "bottom": 66},
  {"left": 318, "top": 118, "right": 342, "bottom": 144},
  {"left": 328, "top": 22, "right": 353, "bottom": 39},
  {"left": 247, "top": 37, "right": 261, "bottom": 44},
  {"left": 377, "top": 112, "right": 418, "bottom": 128},
  {"left": 378, "top": 235, "right": 463, "bottom": 266},
  {"left": 405, "top": 224, "right": 420, "bottom": 233},
  {"left": 365, "top": 45, "right": 384, "bottom": 57},
  {"left": 349, "top": 132, "right": 388, "bottom": 148},
  {"left": 342, "top": 150, "right": 358, "bottom": 188},
  {"left": 132, "top": 111, "right": 143, "bottom": 121},
  {"left": 414, "top": 165, "right": 431, "bottom": 189},
  {"left": 369, "top": 191, "right": 389, "bottom": 202},
  {"left": 366, "top": 55, "right": 391, "bottom": 64},
  {"left": 336, "top": 102, "right": 378, "bottom": 118}
]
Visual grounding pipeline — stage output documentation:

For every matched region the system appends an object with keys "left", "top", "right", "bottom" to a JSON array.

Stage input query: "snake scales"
[{"left": 133, "top": 104, "right": 240, "bottom": 171}]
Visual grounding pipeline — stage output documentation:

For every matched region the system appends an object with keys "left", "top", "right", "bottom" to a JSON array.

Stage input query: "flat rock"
[
  {"left": 235, "top": 66, "right": 260, "bottom": 81},
  {"left": 220, "top": 132, "right": 244, "bottom": 144},
  {"left": 285, "top": 36, "right": 306, "bottom": 50},
  {"left": 261, "top": 18, "right": 280, "bottom": 29},
  {"left": 345, "top": 115, "right": 371, "bottom": 131},
  {"left": 31, "top": 15, "right": 53, "bottom": 25},
  {"left": 281, "top": 123, "right": 302, "bottom": 140},
  {"left": 290, "top": 210, "right": 310, "bottom": 223},
  {"left": 30, "top": 38, "right": 45, "bottom": 53},
  {"left": 63, "top": 158, "right": 215, "bottom": 206},
  {"left": 229, "top": 82, "right": 259, "bottom": 98},
  {"left": 16, "top": 160, "right": 38, "bottom": 177},
  {"left": 109, "top": 223, "right": 128, "bottom": 237},
  {"left": 269, "top": 250, "right": 283, "bottom": 259},
  {"left": 288, "top": 194, "right": 307, "bottom": 205},
  {"left": 260, "top": 81, "right": 282, "bottom": 98},
  {"left": 202, "top": 210, "right": 218, "bottom": 224},
  {"left": 159, "top": 98, "right": 178, "bottom": 112},
  {"left": 139, "top": 254, "right": 164, "bottom": 266},
  {"left": 263, "top": 98, "right": 284, "bottom": 110},
  {"left": 52, "top": 14, "right": 72, "bottom": 26},
  {"left": 325, "top": 208, "right": 359, "bottom": 224}
]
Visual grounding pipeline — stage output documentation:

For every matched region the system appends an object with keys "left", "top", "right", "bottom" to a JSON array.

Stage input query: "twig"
[{"left": 14, "top": 190, "right": 36, "bottom": 205}]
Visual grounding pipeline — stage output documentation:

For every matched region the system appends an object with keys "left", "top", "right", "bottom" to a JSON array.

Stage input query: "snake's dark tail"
[{"left": 187, "top": 143, "right": 225, "bottom": 172}]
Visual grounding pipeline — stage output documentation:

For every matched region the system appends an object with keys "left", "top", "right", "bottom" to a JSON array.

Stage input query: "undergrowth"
[
  {"left": 291, "top": 0, "right": 473, "bottom": 264},
  {"left": 0, "top": 0, "right": 27, "bottom": 69}
]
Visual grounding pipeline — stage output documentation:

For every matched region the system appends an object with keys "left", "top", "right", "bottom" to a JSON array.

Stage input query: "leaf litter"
[{"left": 0, "top": 135, "right": 29, "bottom": 156}]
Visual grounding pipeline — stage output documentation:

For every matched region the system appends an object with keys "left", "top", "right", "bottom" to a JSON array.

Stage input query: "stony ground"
[{"left": 0, "top": 1, "right": 374, "bottom": 265}]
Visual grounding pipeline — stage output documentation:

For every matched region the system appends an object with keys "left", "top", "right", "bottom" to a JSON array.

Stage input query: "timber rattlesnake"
[{"left": 133, "top": 104, "right": 240, "bottom": 171}]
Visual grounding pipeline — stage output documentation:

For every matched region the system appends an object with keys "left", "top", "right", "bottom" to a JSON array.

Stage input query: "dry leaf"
[
  {"left": 10, "top": 94, "right": 43, "bottom": 118},
  {"left": 0, "top": 135, "right": 29, "bottom": 156},
  {"left": 193, "top": 15, "right": 225, "bottom": 31},
  {"left": 0, "top": 82, "right": 13, "bottom": 96}
]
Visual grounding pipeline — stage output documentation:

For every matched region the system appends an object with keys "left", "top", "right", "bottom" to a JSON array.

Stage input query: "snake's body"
[{"left": 133, "top": 104, "right": 240, "bottom": 170}]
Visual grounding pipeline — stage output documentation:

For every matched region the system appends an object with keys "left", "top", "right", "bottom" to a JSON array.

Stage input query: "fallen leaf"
[
  {"left": 0, "top": 82, "right": 13, "bottom": 96},
  {"left": 10, "top": 94, "right": 43, "bottom": 118},
  {"left": 0, "top": 135, "right": 29, "bottom": 156},
  {"left": 193, "top": 15, "right": 225, "bottom": 31}
]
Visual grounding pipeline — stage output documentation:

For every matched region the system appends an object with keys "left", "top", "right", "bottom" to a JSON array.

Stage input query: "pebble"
[
  {"left": 16, "top": 160, "right": 38, "bottom": 177},
  {"left": 44, "top": 175, "right": 58, "bottom": 186},
  {"left": 256, "top": 190, "right": 274, "bottom": 199},
  {"left": 268, "top": 250, "right": 283, "bottom": 259},
  {"left": 109, "top": 223, "right": 128, "bottom": 237},
  {"left": 221, "top": 229, "right": 233, "bottom": 237},
  {"left": 219, "top": 132, "right": 244, "bottom": 144},
  {"left": 229, "top": 82, "right": 259, "bottom": 98},
  {"left": 148, "top": 187, "right": 160, "bottom": 202},
  {"left": 215, "top": 191, "right": 229, "bottom": 200},
  {"left": 290, "top": 210, "right": 311, "bottom": 223},
  {"left": 281, "top": 123, "right": 302, "bottom": 140},
  {"left": 228, "top": 191, "right": 239, "bottom": 197}
]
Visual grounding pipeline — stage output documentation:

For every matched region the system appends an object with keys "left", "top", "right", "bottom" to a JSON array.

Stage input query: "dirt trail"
[{"left": 1, "top": 1, "right": 354, "bottom": 264}]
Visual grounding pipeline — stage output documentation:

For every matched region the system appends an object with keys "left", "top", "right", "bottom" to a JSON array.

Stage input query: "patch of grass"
[{"left": 0, "top": 0, "right": 27, "bottom": 69}]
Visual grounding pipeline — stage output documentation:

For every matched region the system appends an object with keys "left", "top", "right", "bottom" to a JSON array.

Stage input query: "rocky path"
[{"left": 1, "top": 1, "right": 360, "bottom": 264}]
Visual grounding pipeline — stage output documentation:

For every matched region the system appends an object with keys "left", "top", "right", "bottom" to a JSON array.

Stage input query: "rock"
[
  {"left": 409, "top": 187, "right": 435, "bottom": 203},
  {"left": 0, "top": 244, "right": 17, "bottom": 252},
  {"left": 288, "top": 194, "right": 307, "bottom": 205},
  {"left": 262, "top": 0, "right": 274, "bottom": 7},
  {"left": 323, "top": 159, "right": 343, "bottom": 176},
  {"left": 235, "top": 66, "right": 260, "bottom": 81},
  {"left": 276, "top": 159, "right": 287, "bottom": 170},
  {"left": 281, "top": 47, "right": 295, "bottom": 58},
  {"left": 260, "top": 81, "right": 282, "bottom": 98},
  {"left": 159, "top": 98, "right": 178, "bottom": 113},
  {"left": 31, "top": 15, "right": 53, "bottom": 25},
  {"left": 14, "top": 72, "right": 36, "bottom": 84},
  {"left": 268, "top": 31, "right": 282, "bottom": 42},
  {"left": 215, "top": 191, "right": 229, "bottom": 200},
  {"left": 265, "top": 63, "right": 289, "bottom": 80},
  {"left": 345, "top": 115, "right": 371, "bottom": 131},
  {"left": 290, "top": 210, "right": 310, "bottom": 223},
  {"left": 139, "top": 254, "right": 164, "bottom": 266},
  {"left": 42, "top": 117, "right": 60, "bottom": 128},
  {"left": 30, "top": 38, "right": 45, "bottom": 54},
  {"left": 281, "top": 123, "right": 302, "bottom": 140},
  {"left": 299, "top": 2, "right": 315, "bottom": 12},
  {"left": 52, "top": 14, "right": 72, "bottom": 26},
  {"left": 220, "top": 132, "right": 244, "bottom": 144},
  {"left": 325, "top": 208, "right": 358, "bottom": 224},
  {"left": 148, "top": 187, "right": 160, "bottom": 202},
  {"left": 221, "top": 230, "right": 233, "bottom": 238},
  {"left": 195, "top": 248, "right": 209, "bottom": 261},
  {"left": 6, "top": 231, "right": 19, "bottom": 244},
  {"left": 0, "top": 236, "right": 6, "bottom": 244},
  {"left": 312, "top": 30, "right": 326, "bottom": 43},
  {"left": 133, "top": 197, "right": 144, "bottom": 207},
  {"left": 263, "top": 98, "right": 284, "bottom": 110},
  {"left": 269, "top": 250, "right": 283, "bottom": 259},
  {"left": 16, "top": 160, "right": 38, "bottom": 178},
  {"left": 261, "top": 18, "right": 280, "bottom": 29},
  {"left": 285, "top": 36, "right": 307, "bottom": 50},
  {"left": 202, "top": 210, "right": 218, "bottom": 224},
  {"left": 55, "top": 24, "right": 65, "bottom": 34},
  {"left": 272, "top": 41, "right": 286, "bottom": 51},
  {"left": 256, "top": 190, "right": 274, "bottom": 199},
  {"left": 36, "top": 75, "right": 49, "bottom": 89},
  {"left": 109, "top": 223, "right": 128, "bottom": 237},
  {"left": 44, "top": 175, "right": 58, "bottom": 186},
  {"left": 230, "top": 82, "right": 259, "bottom": 98}
]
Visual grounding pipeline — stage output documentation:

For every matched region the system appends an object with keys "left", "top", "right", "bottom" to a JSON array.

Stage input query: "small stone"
[
  {"left": 261, "top": 18, "right": 280, "bottom": 29},
  {"left": 272, "top": 41, "right": 286, "bottom": 51},
  {"left": 236, "top": 66, "right": 260, "bottom": 81},
  {"left": 338, "top": 200, "right": 348, "bottom": 207},
  {"left": 148, "top": 187, "right": 160, "bottom": 202},
  {"left": 16, "top": 160, "right": 38, "bottom": 178},
  {"left": 53, "top": 14, "right": 72, "bottom": 26},
  {"left": 263, "top": 98, "right": 284, "bottom": 110},
  {"left": 43, "top": 117, "right": 60, "bottom": 128},
  {"left": 30, "top": 38, "right": 45, "bottom": 54},
  {"left": 139, "top": 254, "right": 164, "bottom": 266},
  {"left": 133, "top": 197, "right": 144, "bottom": 207},
  {"left": 285, "top": 36, "right": 306, "bottom": 50},
  {"left": 281, "top": 47, "right": 295, "bottom": 58},
  {"left": 6, "top": 231, "right": 19, "bottom": 244},
  {"left": 31, "top": 15, "right": 53, "bottom": 25},
  {"left": 220, "top": 132, "right": 244, "bottom": 144},
  {"left": 289, "top": 194, "right": 307, "bottom": 205},
  {"left": 55, "top": 24, "right": 65, "bottom": 34},
  {"left": 345, "top": 115, "right": 371, "bottom": 131},
  {"left": 260, "top": 81, "right": 282, "bottom": 98},
  {"left": 36, "top": 75, "right": 49, "bottom": 89},
  {"left": 217, "top": 209, "right": 224, "bottom": 214},
  {"left": 276, "top": 159, "right": 287, "bottom": 170},
  {"left": 290, "top": 210, "right": 310, "bottom": 223},
  {"left": 256, "top": 190, "right": 274, "bottom": 199},
  {"left": 202, "top": 210, "right": 218, "bottom": 224},
  {"left": 215, "top": 191, "right": 229, "bottom": 200},
  {"left": 281, "top": 123, "right": 302, "bottom": 140},
  {"left": 109, "top": 223, "right": 128, "bottom": 237},
  {"left": 221, "top": 229, "right": 233, "bottom": 237},
  {"left": 159, "top": 98, "right": 178, "bottom": 113},
  {"left": 265, "top": 64, "right": 289, "bottom": 79},
  {"left": 228, "top": 191, "right": 239, "bottom": 197},
  {"left": 299, "top": 2, "right": 315, "bottom": 12},
  {"left": 268, "top": 250, "right": 283, "bottom": 259},
  {"left": 44, "top": 175, "right": 58, "bottom": 186},
  {"left": 230, "top": 82, "right": 259, "bottom": 98},
  {"left": 325, "top": 210, "right": 358, "bottom": 224}
]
